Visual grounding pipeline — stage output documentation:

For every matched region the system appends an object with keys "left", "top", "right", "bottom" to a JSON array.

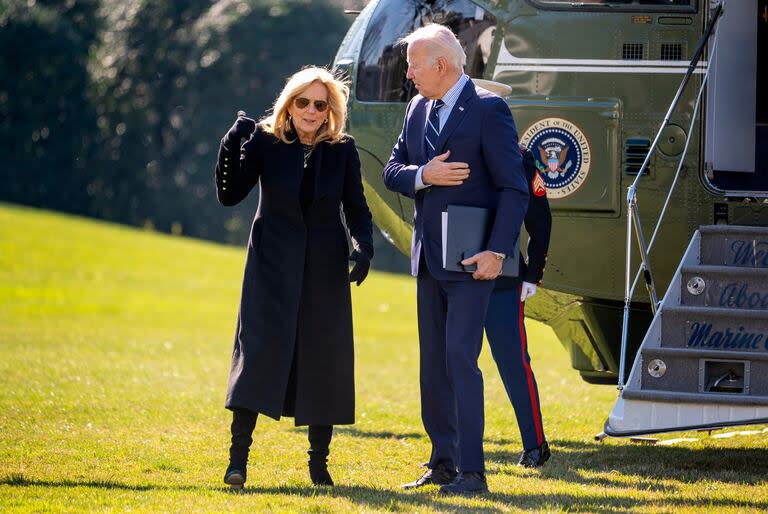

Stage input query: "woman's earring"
[{"left": 323, "top": 119, "right": 328, "bottom": 124}]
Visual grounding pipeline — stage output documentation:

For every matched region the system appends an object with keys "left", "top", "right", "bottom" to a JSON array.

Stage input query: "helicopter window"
[
  {"left": 356, "top": 0, "right": 497, "bottom": 102},
  {"left": 531, "top": 0, "right": 693, "bottom": 9}
]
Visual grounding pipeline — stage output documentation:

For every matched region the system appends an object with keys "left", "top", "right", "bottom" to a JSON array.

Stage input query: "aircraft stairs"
[{"left": 604, "top": 225, "right": 768, "bottom": 436}]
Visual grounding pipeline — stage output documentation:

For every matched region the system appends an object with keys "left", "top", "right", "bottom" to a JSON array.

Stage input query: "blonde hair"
[
  {"left": 401, "top": 24, "right": 466, "bottom": 70},
  {"left": 260, "top": 66, "right": 349, "bottom": 145}
]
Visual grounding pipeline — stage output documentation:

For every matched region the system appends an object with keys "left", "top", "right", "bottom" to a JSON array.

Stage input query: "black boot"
[
  {"left": 224, "top": 408, "right": 257, "bottom": 489},
  {"left": 307, "top": 425, "right": 334, "bottom": 486}
]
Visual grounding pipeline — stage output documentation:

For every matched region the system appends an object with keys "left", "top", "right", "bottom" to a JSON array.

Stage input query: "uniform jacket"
[
  {"left": 215, "top": 125, "right": 373, "bottom": 425},
  {"left": 496, "top": 147, "right": 552, "bottom": 289}
]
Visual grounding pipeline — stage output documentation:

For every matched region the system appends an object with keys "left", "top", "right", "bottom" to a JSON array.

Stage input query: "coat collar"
[{"left": 411, "top": 97, "right": 430, "bottom": 163}]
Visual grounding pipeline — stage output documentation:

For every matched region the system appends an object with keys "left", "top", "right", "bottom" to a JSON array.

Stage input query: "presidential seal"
[{"left": 520, "top": 118, "right": 591, "bottom": 199}]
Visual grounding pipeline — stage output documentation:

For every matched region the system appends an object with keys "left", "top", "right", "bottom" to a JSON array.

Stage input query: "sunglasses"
[{"left": 294, "top": 97, "right": 328, "bottom": 112}]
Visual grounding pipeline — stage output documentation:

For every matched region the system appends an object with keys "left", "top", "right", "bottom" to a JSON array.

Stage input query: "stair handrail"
[
  {"left": 628, "top": 41, "right": 717, "bottom": 302},
  {"left": 618, "top": 3, "right": 724, "bottom": 391}
]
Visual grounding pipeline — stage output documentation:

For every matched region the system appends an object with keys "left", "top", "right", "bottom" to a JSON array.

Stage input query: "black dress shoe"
[
  {"left": 438, "top": 472, "right": 488, "bottom": 495},
  {"left": 402, "top": 462, "right": 457, "bottom": 489},
  {"left": 224, "top": 463, "right": 246, "bottom": 490},
  {"left": 518, "top": 440, "right": 551, "bottom": 468}
]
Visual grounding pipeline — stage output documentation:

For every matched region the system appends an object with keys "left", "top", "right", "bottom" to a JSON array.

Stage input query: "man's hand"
[
  {"left": 521, "top": 281, "right": 537, "bottom": 301},
  {"left": 422, "top": 150, "right": 470, "bottom": 186},
  {"left": 461, "top": 251, "right": 503, "bottom": 280}
]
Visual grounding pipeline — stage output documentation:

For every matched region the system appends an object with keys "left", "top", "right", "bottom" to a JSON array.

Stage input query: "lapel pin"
[{"left": 458, "top": 106, "right": 464, "bottom": 111}]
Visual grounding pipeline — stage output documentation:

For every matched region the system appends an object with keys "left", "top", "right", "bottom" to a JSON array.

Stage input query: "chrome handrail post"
[
  {"left": 619, "top": 186, "right": 636, "bottom": 390},
  {"left": 631, "top": 201, "right": 659, "bottom": 313}
]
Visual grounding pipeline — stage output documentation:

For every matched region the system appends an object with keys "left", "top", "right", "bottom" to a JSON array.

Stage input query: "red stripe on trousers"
[{"left": 519, "top": 286, "right": 544, "bottom": 446}]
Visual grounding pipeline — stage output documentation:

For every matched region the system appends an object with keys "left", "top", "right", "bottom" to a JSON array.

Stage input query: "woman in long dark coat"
[{"left": 214, "top": 67, "right": 373, "bottom": 489}]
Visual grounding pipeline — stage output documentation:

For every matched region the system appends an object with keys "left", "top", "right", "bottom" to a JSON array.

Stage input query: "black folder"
[{"left": 442, "top": 204, "right": 519, "bottom": 277}]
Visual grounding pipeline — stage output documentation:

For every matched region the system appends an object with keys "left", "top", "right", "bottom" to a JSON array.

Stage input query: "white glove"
[{"left": 520, "top": 281, "right": 537, "bottom": 302}]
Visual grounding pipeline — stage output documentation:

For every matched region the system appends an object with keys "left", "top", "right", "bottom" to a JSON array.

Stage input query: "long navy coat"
[{"left": 215, "top": 125, "right": 373, "bottom": 426}]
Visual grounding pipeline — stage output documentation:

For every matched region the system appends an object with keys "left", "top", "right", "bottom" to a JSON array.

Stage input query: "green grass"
[{"left": 1, "top": 202, "right": 767, "bottom": 513}]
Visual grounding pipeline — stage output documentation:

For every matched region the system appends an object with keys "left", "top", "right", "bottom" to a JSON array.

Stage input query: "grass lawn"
[{"left": 1, "top": 202, "right": 767, "bottom": 513}]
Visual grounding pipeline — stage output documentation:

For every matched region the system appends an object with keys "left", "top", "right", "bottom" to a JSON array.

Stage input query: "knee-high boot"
[
  {"left": 224, "top": 408, "right": 257, "bottom": 488},
  {"left": 307, "top": 425, "right": 334, "bottom": 486}
]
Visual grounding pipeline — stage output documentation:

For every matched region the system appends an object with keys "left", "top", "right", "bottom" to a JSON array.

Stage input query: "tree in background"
[
  {"left": 0, "top": 0, "right": 404, "bottom": 271},
  {"left": 88, "top": 0, "right": 352, "bottom": 242},
  {"left": 2, "top": 0, "right": 350, "bottom": 241},
  {"left": 0, "top": 0, "right": 101, "bottom": 214}
]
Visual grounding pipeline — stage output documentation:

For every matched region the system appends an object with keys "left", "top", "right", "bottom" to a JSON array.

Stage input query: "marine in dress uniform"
[{"left": 485, "top": 145, "right": 552, "bottom": 467}]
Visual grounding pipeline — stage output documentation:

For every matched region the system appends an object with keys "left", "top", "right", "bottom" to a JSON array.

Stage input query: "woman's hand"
[
  {"left": 348, "top": 250, "right": 370, "bottom": 286},
  {"left": 225, "top": 111, "right": 256, "bottom": 144}
]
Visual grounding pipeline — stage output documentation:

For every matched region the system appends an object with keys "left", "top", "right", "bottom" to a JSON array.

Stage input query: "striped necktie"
[{"left": 425, "top": 99, "right": 444, "bottom": 160}]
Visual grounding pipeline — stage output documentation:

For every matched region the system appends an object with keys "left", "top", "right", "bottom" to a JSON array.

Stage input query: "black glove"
[
  {"left": 348, "top": 250, "right": 370, "bottom": 286},
  {"left": 225, "top": 110, "right": 256, "bottom": 145}
]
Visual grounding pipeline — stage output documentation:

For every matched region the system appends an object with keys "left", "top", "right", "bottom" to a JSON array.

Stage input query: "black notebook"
[{"left": 441, "top": 204, "right": 519, "bottom": 277}]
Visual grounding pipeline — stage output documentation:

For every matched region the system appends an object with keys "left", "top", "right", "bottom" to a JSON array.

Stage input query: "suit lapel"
[
  {"left": 408, "top": 97, "right": 429, "bottom": 164},
  {"left": 435, "top": 80, "right": 476, "bottom": 155}
]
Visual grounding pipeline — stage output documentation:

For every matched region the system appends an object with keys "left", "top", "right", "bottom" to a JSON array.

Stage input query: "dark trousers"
[
  {"left": 417, "top": 260, "right": 495, "bottom": 473},
  {"left": 485, "top": 286, "right": 545, "bottom": 450}
]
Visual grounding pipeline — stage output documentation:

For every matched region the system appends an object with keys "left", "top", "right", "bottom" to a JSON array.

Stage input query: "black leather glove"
[
  {"left": 225, "top": 110, "right": 256, "bottom": 145},
  {"left": 348, "top": 250, "right": 370, "bottom": 286}
]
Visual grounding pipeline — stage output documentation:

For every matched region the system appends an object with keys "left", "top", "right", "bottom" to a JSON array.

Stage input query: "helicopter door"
[
  {"left": 354, "top": 0, "right": 497, "bottom": 103},
  {"left": 706, "top": 0, "right": 768, "bottom": 192}
]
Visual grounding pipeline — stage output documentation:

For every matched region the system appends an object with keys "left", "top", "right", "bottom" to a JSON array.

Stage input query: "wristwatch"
[{"left": 489, "top": 251, "right": 506, "bottom": 261}]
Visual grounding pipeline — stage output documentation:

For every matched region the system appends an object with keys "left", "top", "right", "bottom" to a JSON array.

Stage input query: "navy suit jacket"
[{"left": 383, "top": 80, "right": 529, "bottom": 280}]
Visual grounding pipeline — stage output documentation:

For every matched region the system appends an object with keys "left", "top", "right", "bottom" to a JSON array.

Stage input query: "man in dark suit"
[{"left": 383, "top": 24, "right": 529, "bottom": 495}]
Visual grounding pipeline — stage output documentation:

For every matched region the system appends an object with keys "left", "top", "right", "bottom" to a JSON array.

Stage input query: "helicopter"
[{"left": 333, "top": 0, "right": 768, "bottom": 436}]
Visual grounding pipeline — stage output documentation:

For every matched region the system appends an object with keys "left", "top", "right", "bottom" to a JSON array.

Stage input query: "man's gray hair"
[{"left": 401, "top": 24, "right": 466, "bottom": 70}]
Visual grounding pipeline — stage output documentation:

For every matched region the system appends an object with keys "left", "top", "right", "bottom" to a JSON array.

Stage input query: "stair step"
[
  {"left": 646, "top": 346, "right": 768, "bottom": 361},
  {"left": 622, "top": 388, "right": 768, "bottom": 406},
  {"left": 680, "top": 265, "right": 768, "bottom": 310},
  {"left": 700, "top": 225, "right": 768, "bottom": 268},
  {"left": 661, "top": 305, "right": 768, "bottom": 351},
  {"left": 604, "top": 225, "right": 768, "bottom": 435},
  {"left": 699, "top": 225, "right": 768, "bottom": 236},
  {"left": 640, "top": 346, "right": 768, "bottom": 396}
]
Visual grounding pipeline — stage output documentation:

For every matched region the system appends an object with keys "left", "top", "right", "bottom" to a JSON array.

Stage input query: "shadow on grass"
[
  {"left": 292, "top": 427, "right": 768, "bottom": 501},
  {"left": 0, "top": 475, "right": 188, "bottom": 492},
  {"left": 332, "top": 427, "right": 589, "bottom": 448},
  {"left": 242, "top": 484, "right": 768, "bottom": 512},
  {"left": 486, "top": 439, "right": 768, "bottom": 488},
  {"left": 331, "top": 426, "right": 422, "bottom": 440},
  {"left": 3, "top": 472, "right": 767, "bottom": 513}
]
